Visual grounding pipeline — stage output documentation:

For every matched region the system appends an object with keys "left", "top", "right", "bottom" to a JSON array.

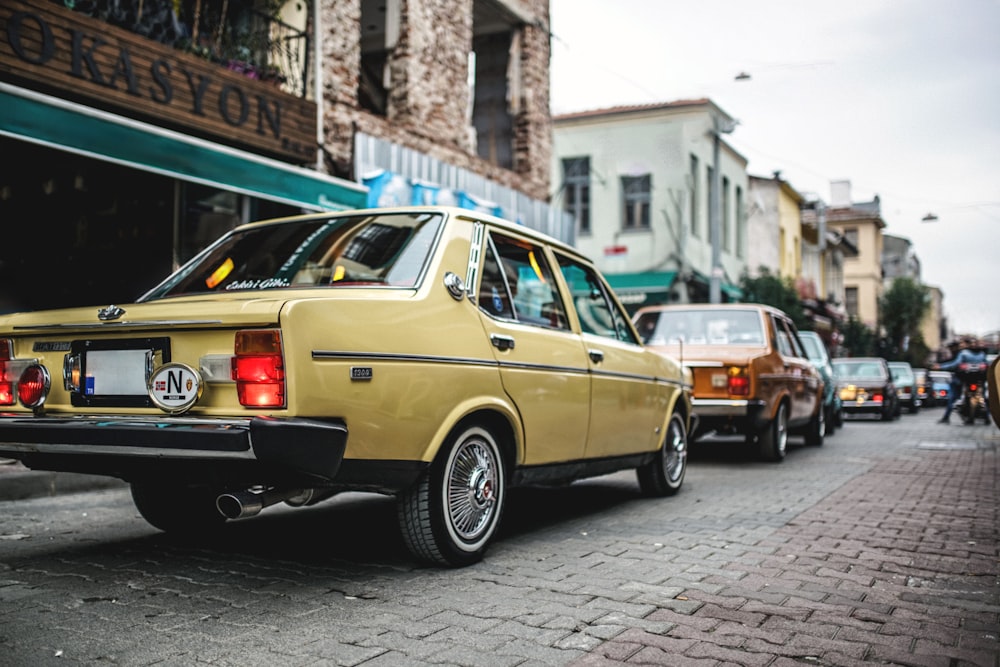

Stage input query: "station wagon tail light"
[
  {"left": 727, "top": 366, "right": 749, "bottom": 397},
  {"left": 872, "top": 393, "right": 884, "bottom": 404},
  {"left": 232, "top": 330, "right": 285, "bottom": 408}
]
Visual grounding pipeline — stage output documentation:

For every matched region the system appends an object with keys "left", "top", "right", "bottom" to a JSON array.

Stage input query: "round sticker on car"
[{"left": 148, "top": 363, "right": 203, "bottom": 414}]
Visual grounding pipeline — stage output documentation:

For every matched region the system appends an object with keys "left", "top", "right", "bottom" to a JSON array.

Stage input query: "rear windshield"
[
  {"left": 635, "top": 308, "right": 765, "bottom": 346},
  {"left": 141, "top": 212, "right": 443, "bottom": 300},
  {"left": 833, "top": 360, "right": 887, "bottom": 380}
]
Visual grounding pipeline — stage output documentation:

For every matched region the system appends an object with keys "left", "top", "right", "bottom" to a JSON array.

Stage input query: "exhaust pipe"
[{"left": 216, "top": 487, "right": 314, "bottom": 519}]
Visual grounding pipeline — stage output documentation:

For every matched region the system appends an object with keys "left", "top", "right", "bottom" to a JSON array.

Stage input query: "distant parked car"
[
  {"left": 635, "top": 303, "right": 825, "bottom": 462},
  {"left": 798, "top": 331, "right": 843, "bottom": 434},
  {"left": 928, "top": 370, "right": 953, "bottom": 407},
  {"left": 912, "top": 368, "right": 931, "bottom": 408},
  {"left": 832, "top": 357, "right": 900, "bottom": 421},
  {"left": 888, "top": 361, "right": 921, "bottom": 413}
]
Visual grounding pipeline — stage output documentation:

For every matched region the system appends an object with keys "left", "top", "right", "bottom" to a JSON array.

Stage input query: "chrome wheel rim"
[
  {"left": 777, "top": 405, "right": 788, "bottom": 455},
  {"left": 446, "top": 436, "right": 500, "bottom": 542},
  {"left": 664, "top": 419, "right": 686, "bottom": 483}
]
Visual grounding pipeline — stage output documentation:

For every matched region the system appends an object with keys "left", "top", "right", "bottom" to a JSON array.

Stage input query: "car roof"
[{"left": 232, "top": 206, "right": 591, "bottom": 263}]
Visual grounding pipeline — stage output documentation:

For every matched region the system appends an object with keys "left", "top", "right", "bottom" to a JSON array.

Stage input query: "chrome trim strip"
[
  {"left": 683, "top": 360, "right": 725, "bottom": 368},
  {"left": 693, "top": 398, "right": 751, "bottom": 408},
  {"left": 13, "top": 320, "right": 224, "bottom": 330},
  {"left": 313, "top": 350, "right": 498, "bottom": 368},
  {"left": 312, "top": 349, "right": 687, "bottom": 387},
  {"left": 0, "top": 441, "right": 255, "bottom": 459}
]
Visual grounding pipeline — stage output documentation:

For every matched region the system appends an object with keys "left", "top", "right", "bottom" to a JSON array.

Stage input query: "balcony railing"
[{"left": 56, "top": 0, "right": 310, "bottom": 98}]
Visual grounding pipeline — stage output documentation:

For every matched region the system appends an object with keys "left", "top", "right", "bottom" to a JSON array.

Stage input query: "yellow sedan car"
[{"left": 0, "top": 207, "right": 691, "bottom": 566}]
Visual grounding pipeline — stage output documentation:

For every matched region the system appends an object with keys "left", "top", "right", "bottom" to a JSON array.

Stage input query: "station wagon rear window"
[{"left": 141, "top": 212, "right": 443, "bottom": 300}]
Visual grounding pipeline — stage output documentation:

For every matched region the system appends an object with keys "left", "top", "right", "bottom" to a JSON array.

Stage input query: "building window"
[
  {"left": 845, "top": 286, "right": 859, "bottom": 317},
  {"left": 689, "top": 154, "right": 699, "bottom": 237},
  {"left": 844, "top": 227, "right": 859, "bottom": 249},
  {"left": 621, "top": 174, "right": 651, "bottom": 230},
  {"left": 562, "top": 157, "right": 591, "bottom": 235},
  {"left": 735, "top": 185, "right": 745, "bottom": 257},
  {"left": 722, "top": 176, "right": 731, "bottom": 252},
  {"left": 359, "top": 0, "right": 401, "bottom": 115}
]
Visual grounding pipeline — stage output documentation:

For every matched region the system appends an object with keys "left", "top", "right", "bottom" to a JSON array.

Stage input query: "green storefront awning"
[
  {"left": 605, "top": 271, "right": 679, "bottom": 293},
  {"left": 0, "top": 84, "right": 368, "bottom": 211},
  {"left": 605, "top": 271, "right": 678, "bottom": 309}
]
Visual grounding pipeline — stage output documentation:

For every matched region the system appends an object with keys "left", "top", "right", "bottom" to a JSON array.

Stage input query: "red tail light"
[
  {"left": 17, "top": 365, "right": 50, "bottom": 408},
  {"left": 727, "top": 367, "right": 749, "bottom": 397},
  {"left": 872, "top": 393, "right": 883, "bottom": 404},
  {"left": 969, "top": 383, "right": 978, "bottom": 392},
  {"left": 232, "top": 330, "right": 285, "bottom": 408},
  {"left": 0, "top": 339, "right": 13, "bottom": 406}
]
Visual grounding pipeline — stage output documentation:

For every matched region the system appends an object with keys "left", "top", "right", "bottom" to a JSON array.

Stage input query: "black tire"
[
  {"left": 130, "top": 482, "right": 227, "bottom": 535},
  {"left": 824, "top": 405, "right": 837, "bottom": 437},
  {"left": 758, "top": 402, "right": 788, "bottom": 462},
  {"left": 637, "top": 413, "right": 687, "bottom": 496},
  {"left": 805, "top": 403, "right": 825, "bottom": 446},
  {"left": 398, "top": 424, "right": 506, "bottom": 567}
]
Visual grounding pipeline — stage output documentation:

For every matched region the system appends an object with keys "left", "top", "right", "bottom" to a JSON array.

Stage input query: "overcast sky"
[{"left": 549, "top": 0, "right": 1000, "bottom": 337}]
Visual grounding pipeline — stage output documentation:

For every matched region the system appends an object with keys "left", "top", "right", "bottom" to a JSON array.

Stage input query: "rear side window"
[
  {"left": 555, "top": 255, "right": 638, "bottom": 345},
  {"left": 477, "top": 232, "right": 569, "bottom": 330}
]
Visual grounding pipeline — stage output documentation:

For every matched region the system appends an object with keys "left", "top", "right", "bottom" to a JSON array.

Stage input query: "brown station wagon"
[{"left": 634, "top": 304, "right": 825, "bottom": 461}]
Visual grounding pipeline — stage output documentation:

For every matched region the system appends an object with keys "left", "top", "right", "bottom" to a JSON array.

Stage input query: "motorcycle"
[{"left": 955, "top": 361, "right": 990, "bottom": 425}]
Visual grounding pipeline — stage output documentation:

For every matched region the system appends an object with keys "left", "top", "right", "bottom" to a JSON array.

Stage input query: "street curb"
[{"left": 0, "top": 463, "right": 126, "bottom": 502}]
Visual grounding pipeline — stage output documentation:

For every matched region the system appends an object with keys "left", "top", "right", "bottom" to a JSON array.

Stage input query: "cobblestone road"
[{"left": 0, "top": 409, "right": 997, "bottom": 666}]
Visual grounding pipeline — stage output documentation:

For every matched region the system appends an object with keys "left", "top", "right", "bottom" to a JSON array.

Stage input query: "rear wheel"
[
  {"left": 805, "top": 403, "right": 825, "bottom": 446},
  {"left": 398, "top": 424, "right": 506, "bottom": 567},
  {"left": 131, "top": 482, "right": 226, "bottom": 535},
  {"left": 758, "top": 402, "right": 788, "bottom": 462},
  {"left": 637, "top": 413, "right": 687, "bottom": 496}
]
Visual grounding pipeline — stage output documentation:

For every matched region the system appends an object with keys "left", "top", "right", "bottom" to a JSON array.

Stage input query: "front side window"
[
  {"left": 556, "top": 255, "right": 637, "bottom": 344},
  {"left": 621, "top": 174, "right": 651, "bottom": 230},
  {"left": 142, "top": 212, "right": 443, "bottom": 300},
  {"left": 477, "top": 232, "right": 569, "bottom": 330}
]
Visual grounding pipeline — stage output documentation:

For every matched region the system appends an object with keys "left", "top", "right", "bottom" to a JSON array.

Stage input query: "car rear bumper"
[
  {"left": 841, "top": 401, "right": 886, "bottom": 413},
  {"left": 691, "top": 398, "right": 768, "bottom": 434},
  {"left": 0, "top": 413, "right": 347, "bottom": 483}
]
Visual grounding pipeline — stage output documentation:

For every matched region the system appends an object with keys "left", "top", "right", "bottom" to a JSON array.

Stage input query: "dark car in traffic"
[{"left": 832, "top": 357, "right": 900, "bottom": 421}]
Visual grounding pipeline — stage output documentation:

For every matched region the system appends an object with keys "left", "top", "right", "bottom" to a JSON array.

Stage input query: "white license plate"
[{"left": 85, "top": 350, "right": 150, "bottom": 396}]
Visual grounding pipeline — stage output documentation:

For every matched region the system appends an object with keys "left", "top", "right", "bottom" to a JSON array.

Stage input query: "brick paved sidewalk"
[{"left": 574, "top": 445, "right": 999, "bottom": 666}]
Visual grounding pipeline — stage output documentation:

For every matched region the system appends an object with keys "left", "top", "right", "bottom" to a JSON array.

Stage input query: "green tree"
[
  {"left": 879, "top": 277, "right": 930, "bottom": 364},
  {"left": 739, "top": 267, "right": 808, "bottom": 330},
  {"left": 842, "top": 316, "right": 876, "bottom": 357}
]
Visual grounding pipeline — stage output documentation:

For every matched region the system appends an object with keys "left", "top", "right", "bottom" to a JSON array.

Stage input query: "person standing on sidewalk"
[{"left": 934, "top": 337, "right": 987, "bottom": 423}]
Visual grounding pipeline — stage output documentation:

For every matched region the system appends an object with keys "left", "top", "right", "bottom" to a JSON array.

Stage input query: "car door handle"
[
  {"left": 588, "top": 348, "right": 604, "bottom": 363},
  {"left": 490, "top": 334, "right": 515, "bottom": 351}
]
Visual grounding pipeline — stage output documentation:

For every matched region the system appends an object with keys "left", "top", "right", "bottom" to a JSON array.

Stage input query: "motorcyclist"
[{"left": 935, "top": 337, "right": 987, "bottom": 424}]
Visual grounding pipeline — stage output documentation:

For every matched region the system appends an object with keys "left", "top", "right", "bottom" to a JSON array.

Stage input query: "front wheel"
[
  {"left": 637, "top": 413, "right": 687, "bottom": 496},
  {"left": 398, "top": 424, "right": 506, "bottom": 567},
  {"left": 758, "top": 402, "right": 788, "bottom": 462}
]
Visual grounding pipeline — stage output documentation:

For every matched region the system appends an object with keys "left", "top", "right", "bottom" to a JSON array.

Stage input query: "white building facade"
[{"left": 552, "top": 100, "right": 749, "bottom": 310}]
